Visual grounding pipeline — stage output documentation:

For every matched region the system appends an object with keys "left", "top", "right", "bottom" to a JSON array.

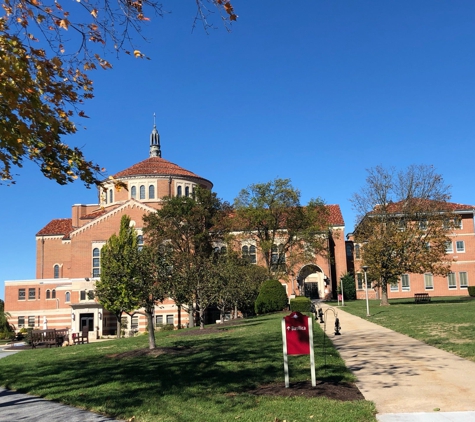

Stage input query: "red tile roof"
[
  {"left": 36, "top": 219, "right": 74, "bottom": 238},
  {"left": 326, "top": 204, "right": 345, "bottom": 226},
  {"left": 113, "top": 157, "right": 212, "bottom": 186},
  {"left": 80, "top": 209, "right": 109, "bottom": 220},
  {"left": 377, "top": 200, "right": 475, "bottom": 214}
]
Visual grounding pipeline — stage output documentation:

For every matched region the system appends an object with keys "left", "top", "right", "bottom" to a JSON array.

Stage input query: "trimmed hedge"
[
  {"left": 255, "top": 279, "right": 288, "bottom": 314},
  {"left": 290, "top": 296, "right": 311, "bottom": 312},
  {"left": 338, "top": 273, "right": 357, "bottom": 300},
  {"left": 468, "top": 286, "right": 475, "bottom": 297}
]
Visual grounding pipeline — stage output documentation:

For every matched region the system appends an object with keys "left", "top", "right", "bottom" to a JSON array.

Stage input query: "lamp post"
[{"left": 362, "top": 266, "right": 370, "bottom": 317}]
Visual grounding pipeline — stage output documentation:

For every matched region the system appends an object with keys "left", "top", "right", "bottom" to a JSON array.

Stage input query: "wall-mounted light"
[
  {"left": 85, "top": 278, "right": 90, "bottom": 281},
  {"left": 98, "top": 312, "right": 102, "bottom": 320},
  {"left": 72, "top": 313, "right": 75, "bottom": 321}
]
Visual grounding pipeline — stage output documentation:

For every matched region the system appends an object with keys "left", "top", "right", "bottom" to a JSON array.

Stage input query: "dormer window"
[
  {"left": 149, "top": 185, "right": 155, "bottom": 199},
  {"left": 140, "top": 185, "right": 145, "bottom": 199},
  {"left": 131, "top": 186, "right": 137, "bottom": 199}
]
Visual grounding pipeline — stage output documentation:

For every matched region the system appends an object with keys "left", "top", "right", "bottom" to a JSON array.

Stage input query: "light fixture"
[
  {"left": 98, "top": 312, "right": 102, "bottom": 320},
  {"left": 72, "top": 313, "right": 75, "bottom": 321}
]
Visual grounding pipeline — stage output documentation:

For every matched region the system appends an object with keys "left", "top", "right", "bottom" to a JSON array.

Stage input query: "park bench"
[
  {"left": 30, "top": 329, "right": 69, "bottom": 348},
  {"left": 73, "top": 326, "right": 89, "bottom": 345},
  {"left": 414, "top": 293, "right": 431, "bottom": 304}
]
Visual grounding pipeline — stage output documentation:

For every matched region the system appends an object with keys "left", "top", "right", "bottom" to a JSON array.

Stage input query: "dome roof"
[{"left": 113, "top": 157, "right": 212, "bottom": 187}]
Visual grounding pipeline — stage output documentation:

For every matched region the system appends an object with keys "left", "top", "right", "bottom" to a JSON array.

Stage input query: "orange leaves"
[
  {"left": 217, "top": 0, "right": 237, "bottom": 21},
  {"left": 58, "top": 19, "right": 69, "bottom": 30},
  {"left": 90, "top": 8, "right": 98, "bottom": 18},
  {"left": 133, "top": 50, "right": 143, "bottom": 58}
]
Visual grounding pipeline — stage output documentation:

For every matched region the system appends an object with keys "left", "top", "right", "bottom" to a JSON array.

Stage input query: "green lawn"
[
  {"left": 0, "top": 313, "right": 376, "bottom": 422},
  {"left": 337, "top": 296, "right": 475, "bottom": 361}
]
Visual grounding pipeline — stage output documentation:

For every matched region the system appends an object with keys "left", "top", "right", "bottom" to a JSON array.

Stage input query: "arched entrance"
[{"left": 297, "top": 264, "right": 329, "bottom": 300}]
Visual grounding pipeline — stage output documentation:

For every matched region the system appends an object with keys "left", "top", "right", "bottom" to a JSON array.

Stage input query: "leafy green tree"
[
  {"left": 143, "top": 187, "right": 231, "bottom": 329},
  {"left": 1, "top": 1, "right": 237, "bottom": 186},
  {"left": 96, "top": 215, "right": 139, "bottom": 338},
  {"left": 234, "top": 178, "right": 331, "bottom": 282},
  {"left": 0, "top": 299, "right": 14, "bottom": 338},
  {"left": 254, "top": 279, "right": 288, "bottom": 314},
  {"left": 352, "top": 165, "right": 454, "bottom": 306}
]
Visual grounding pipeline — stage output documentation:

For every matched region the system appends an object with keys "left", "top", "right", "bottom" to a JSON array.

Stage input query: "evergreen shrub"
[
  {"left": 255, "top": 279, "right": 288, "bottom": 314},
  {"left": 468, "top": 286, "right": 475, "bottom": 297},
  {"left": 290, "top": 296, "right": 311, "bottom": 312},
  {"left": 339, "top": 273, "right": 357, "bottom": 300}
]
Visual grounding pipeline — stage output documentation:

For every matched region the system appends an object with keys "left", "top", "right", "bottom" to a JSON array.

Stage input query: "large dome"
[{"left": 113, "top": 156, "right": 212, "bottom": 187}]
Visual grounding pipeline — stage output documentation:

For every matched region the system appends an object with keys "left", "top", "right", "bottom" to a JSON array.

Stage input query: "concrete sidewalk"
[{"left": 321, "top": 304, "right": 475, "bottom": 421}]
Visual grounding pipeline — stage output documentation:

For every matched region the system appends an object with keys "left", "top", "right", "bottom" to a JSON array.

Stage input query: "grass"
[
  {"left": 337, "top": 296, "right": 475, "bottom": 361},
  {"left": 0, "top": 313, "right": 376, "bottom": 422}
]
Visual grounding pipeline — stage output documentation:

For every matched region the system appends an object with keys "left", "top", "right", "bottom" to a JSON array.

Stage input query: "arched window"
[
  {"left": 51, "top": 289, "right": 56, "bottom": 299},
  {"left": 185, "top": 186, "right": 190, "bottom": 197},
  {"left": 137, "top": 235, "right": 144, "bottom": 251},
  {"left": 271, "top": 244, "right": 285, "bottom": 271},
  {"left": 242, "top": 245, "right": 249, "bottom": 260},
  {"left": 354, "top": 244, "right": 361, "bottom": 259},
  {"left": 54, "top": 264, "right": 60, "bottom": 279},
  {"left": 65, "top": 292, "right": 71, "bottom": 302},
  {"left": 177, "top": 186, "right": 182, "bottom": 197},
  {"left": 109, "top": 189, "right": 113, "bottom": 204},
  {"left": 46, "top": 289, "right": 51, "bottom": 299},
  {"left": 140, "top": 185, "right": 145, "bottom": 199},
  {"left": 92, "top": 248, "right": 100, "bottom": 277},
  {"left": 131, "top": 186, "right": 137, "bottom": 199},
  {"left": 149, "top": 185, "right": 155, "bottom": 199},
  {"left": 249, "top": 245, "right": 256, "bottom": 264}
]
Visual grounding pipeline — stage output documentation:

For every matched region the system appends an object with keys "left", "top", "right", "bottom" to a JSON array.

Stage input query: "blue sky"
[{"left": 2, "top": 0, "right": 475, "bottom": 299}]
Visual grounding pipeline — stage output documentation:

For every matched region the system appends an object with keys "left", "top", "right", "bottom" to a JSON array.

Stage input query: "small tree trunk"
[
  {"left": 116, "top": 312, "right": 122, "bottom": 339},
  {"left": 199, "top": 307, "right": 205, "bottom": 330},
  {"left": 380, "top": 280, "right": 389, "bottom": 306},
  {"left": 146, "top": 310, "right": 156, "bottom": 349},
  {"left": 234, "top": 304, "right": 238, "bottom": 319}
]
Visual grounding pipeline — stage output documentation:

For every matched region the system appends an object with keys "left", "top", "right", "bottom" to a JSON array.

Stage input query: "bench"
[
  {"left": 30, "top": 329, "right": 69, "bottom": 348},
  {"left": 414, "top": 293, "right": 431, "bottom": 304}
]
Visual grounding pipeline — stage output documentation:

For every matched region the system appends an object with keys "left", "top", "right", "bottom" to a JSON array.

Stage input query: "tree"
[
  {"left": 143, "top": 187, "right": 231, "bottom": 329},
  {"left": 234, "top": 178, "right": 331, "bottom": 283},
  {"left": 351, "top": 164, "right": 454, "bottom": 306},
  {"left": 1, "top": 1, "right": 237, "bottom": 186},
  {"left": 339, "top": 273, "right": 356, "bottom": 301},
  {"left": 96, "top": 215, "right": 139, "bottom": 338},
  {"left": 0, "top": 299, "right": 14, "bottom": 338},
  {"left": 254, "top": 279, "right": 288, "bottom": 314}
]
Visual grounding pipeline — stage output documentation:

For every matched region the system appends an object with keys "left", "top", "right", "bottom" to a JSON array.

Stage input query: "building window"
[
  {"left": 419, "top": 220, "right": 428, "bottom": 230},
  {"left": 459, "top": 272, "right": 468, "bottom": 288},
  {"left": 424, "top": 274, "right": 434, "bottom": 290},
  {"left": 357, "top": 273, "right": 364, "bottom": 290},
  {"left": 155, "top": 315, "right": 163, "bottom": 326},
  {"left": 448, "top": 272, "right": 456, "bottom": 289},
  {"left": 346, "top": 243, "right": 353, "bottom": 257},
  {"left": 166, "top": 315, "right": 174, "bottom": 325},
  {"left": 401, "top": 274, "right": 410, "bottom": 291},
  {"left": 354, "top": 244, "right": 361, "bottom": 259},
  {"left": 454, "top": 218, "right": 462, "bottom": 229},
  {"left": 177, "top": 186, "right": 182, "bottom": 197},
  {"left": 28, "top": 288, "right": 36, "bottom": 300},
  {"left": 185, "top": 186, "right": 190, "bottom": 197},
  {"left": 28, "top": 316, "right": 35, "bottom": 327},
  {"left": 149, "top": 185, "right": 155, "bottom": 199},
  {"left": 390, "top": 282, "right": 398, "bottom": 292},
  {"left": 456, "top": 241, "right": 465, "bottom": 253},
  {"left": 18, "top": 289, "right": 25, "bottom": 301},
  {"left": 446, "top": 241, "right": 453, "bottom": 253},
  {"left": 51, "top": 289, "right": 56, "bottom": 299},
  {"left": 137, "top": 235, "right": 144, "bottom": 251},
  {"left": 65, "top": 292, "right": 71, "bottom": 302},
  {"left": 242, "top": 245, "right": 256, "bottom": 264},
  {"left": 54, "top": 264, "right": 60, "bottom": 278},
  {"left": 109, "top": 189, "right": 113, "bottom": 204},
  {"left": 140, "top": 185, "right": 145, "bottom": 199},
  {"left": 121, "top": 316, "right": 128, "bottom": 329},
  {"left": 80, "top": 291, "right": 86, "bottom": 301},
  {"left": 46, "top": 289, "right": 51, "bottom": 299},
  {"left": 131, "top": 186, "right": 137, "bottom": 199},
  {"left": 131, "top": 316, "right": 139, "bottom": 330},
  {"left": 92, "top": 248, "right": 100, "bottom": 277},
  {"left": 18, "top": 316, "right": 25, "bottom": 328}
]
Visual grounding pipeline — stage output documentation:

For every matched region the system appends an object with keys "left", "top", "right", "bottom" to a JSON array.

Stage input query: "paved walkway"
[{"left": 321, "top": 304, "right": 475, "bottom": 422}]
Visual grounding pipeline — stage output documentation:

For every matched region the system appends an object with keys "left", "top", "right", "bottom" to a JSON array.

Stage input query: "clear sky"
[{"left": 2, "top": 1, "right": 475, "bottom": 299}]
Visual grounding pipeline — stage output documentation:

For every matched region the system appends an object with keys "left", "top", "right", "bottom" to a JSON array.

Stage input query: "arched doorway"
[{"left": 297, "top": 264, "right": 329, "bottom": 300}]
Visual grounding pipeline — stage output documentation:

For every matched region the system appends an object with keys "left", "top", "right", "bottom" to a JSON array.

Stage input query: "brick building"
[
  {"left": 346, "top": 202, "right": 475, "bottom": 300},
  {"left": 4, "top": 124, "right": 347, "bottom": 336}
]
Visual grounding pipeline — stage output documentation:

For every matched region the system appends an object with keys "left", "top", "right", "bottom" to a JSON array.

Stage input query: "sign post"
[{"left": 281, "top": 311, "right": 316, "bottom": 388}]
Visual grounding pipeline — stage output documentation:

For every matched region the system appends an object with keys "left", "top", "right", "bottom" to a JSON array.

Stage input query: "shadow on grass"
[{"left": 0, "top": 321, "right": 351, "bottom": 418}]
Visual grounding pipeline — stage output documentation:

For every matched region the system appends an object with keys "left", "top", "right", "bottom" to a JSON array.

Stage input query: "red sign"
[{"left": 284, "top": 312, "right": 310, "bottom": 355}]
